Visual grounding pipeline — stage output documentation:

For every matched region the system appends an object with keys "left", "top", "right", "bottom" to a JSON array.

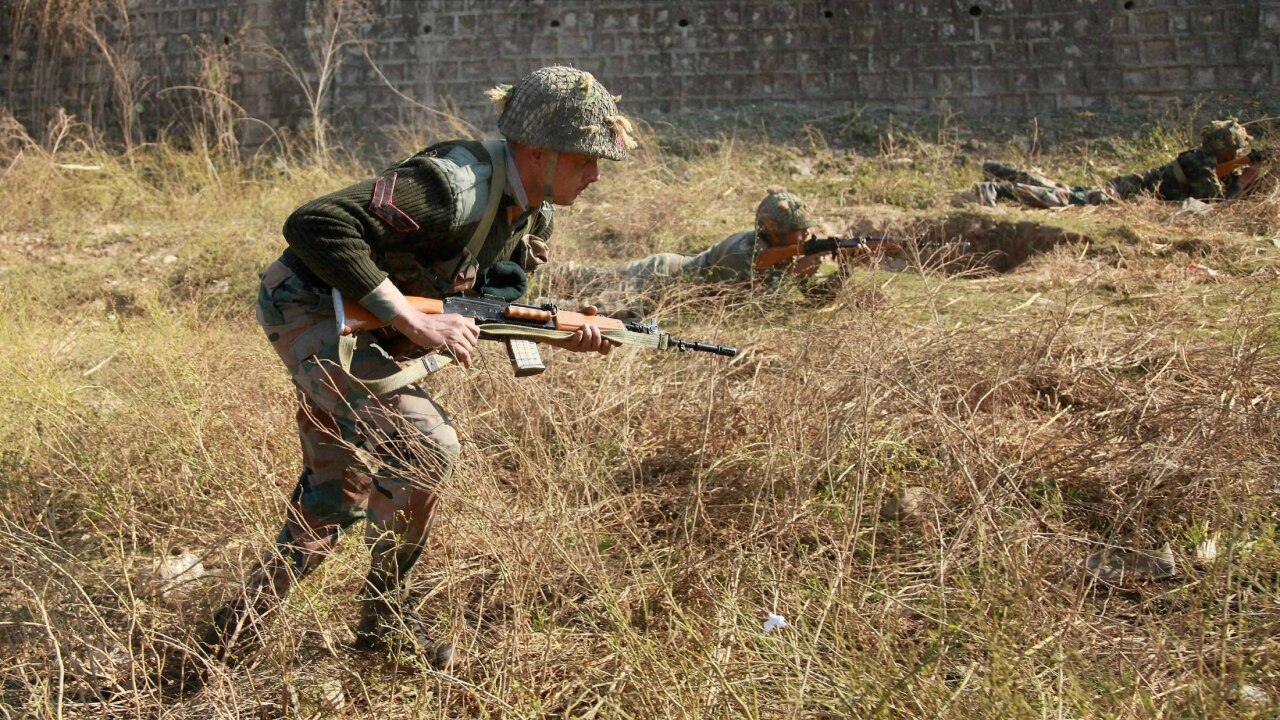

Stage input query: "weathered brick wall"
[{"left": 3, "top": 0, "right": 1278, "bottom": 142}]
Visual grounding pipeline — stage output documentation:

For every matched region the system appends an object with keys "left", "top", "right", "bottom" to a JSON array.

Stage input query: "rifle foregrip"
[{"left": 504, "top": 305, "right": 551, "bottom": 322}]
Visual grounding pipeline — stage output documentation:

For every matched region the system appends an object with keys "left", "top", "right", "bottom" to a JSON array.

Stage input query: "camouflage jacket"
[
  {"left": 686, "top": 230, "right": 768, "bottom": 283},
  {"left": 1107, "top": 147, "right": 1239, "bottom": 202},
  {"left": 279, "top": 140, "right": 552, "bottom": 303}
]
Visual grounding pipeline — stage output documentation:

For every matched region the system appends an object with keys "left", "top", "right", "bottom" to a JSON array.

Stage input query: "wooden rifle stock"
[{"left": 1215, "top": 148, "right": 1275, "bottom": 180}]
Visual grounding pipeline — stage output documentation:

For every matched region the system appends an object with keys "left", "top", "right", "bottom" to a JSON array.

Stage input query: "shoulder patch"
[{"left": 369, "top": 172, "right": 421, "bottom": 233}]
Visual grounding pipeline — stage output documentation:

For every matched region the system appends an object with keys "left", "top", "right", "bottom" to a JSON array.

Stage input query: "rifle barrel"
[{"left": 670, "top": 338, "right": 738, "bottom": 357}]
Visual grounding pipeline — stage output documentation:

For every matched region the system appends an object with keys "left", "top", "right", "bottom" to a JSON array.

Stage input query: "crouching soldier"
[{"left": 167, "top": 66, "right": 637, "bottom": 691}]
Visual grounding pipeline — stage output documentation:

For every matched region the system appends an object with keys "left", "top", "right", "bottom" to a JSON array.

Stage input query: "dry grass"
[{"left": 1, "top": 110, "right": 1278, "bottom": 719}]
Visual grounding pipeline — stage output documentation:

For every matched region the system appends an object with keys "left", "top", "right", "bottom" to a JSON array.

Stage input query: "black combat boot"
[
  {"left": 351, "top": 592, "right": 455, "bottom": 670},
  {"left": 982, "top": 160, "right": 1037, "bottom": 185},
  {"left": 196, "top": 590, "right": 280, "bottom": 663}
]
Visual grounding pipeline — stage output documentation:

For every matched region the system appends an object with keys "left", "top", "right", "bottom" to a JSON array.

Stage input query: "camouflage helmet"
[
  {"left": 755, "top": 189, "right": 815, "bottom": 237},
  {"left": 1200, "top": 119, "right": 1250, "bottom": 154},
  {"left": 489, "top": 66, "right": 636, "bottom": 161}
]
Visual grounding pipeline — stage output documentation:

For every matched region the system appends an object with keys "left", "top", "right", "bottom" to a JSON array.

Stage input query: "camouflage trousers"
[
  {"left": 972, "top": 160, "right": 1114, "bottom": 208},
  {"left": 559, "top": 253, "right": 693, "bottom": 291},
  {"left": 538, "top": 254, "right": 693, "bottom": 319},
  {"left": 244, "top": 261, "right": 461, "bottom": 606}
]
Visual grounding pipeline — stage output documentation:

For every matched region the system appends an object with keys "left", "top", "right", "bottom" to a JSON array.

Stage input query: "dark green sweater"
[{"left": 279, "top": 140, "right": 540, "bottom": 301}]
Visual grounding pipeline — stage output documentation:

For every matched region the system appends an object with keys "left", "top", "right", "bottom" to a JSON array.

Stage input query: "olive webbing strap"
[
  {"left": 330, "top": 288, "right": 456, "bottom": 396},
  {"left": 542, "top": 150, "right": 559, "bottom": 203},
  {"left": 333, "top": 327, "right": 456, "bottom": 397},
  {"left": 465, "top": 139, "right": 511, "bottom": 271},
  {"left": 476, "top": 323, "right": 665, "bottom": 350}
]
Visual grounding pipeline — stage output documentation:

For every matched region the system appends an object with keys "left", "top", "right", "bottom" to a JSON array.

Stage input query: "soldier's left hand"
[
  {"left": 792, "top": 253, "right": 826, "bottom": 277},
  {"left": 561, "top": 323, "right": 613, "bottom": 356},
  {"left": 836, "top": 244, "right": 875, "bottom": 267}
]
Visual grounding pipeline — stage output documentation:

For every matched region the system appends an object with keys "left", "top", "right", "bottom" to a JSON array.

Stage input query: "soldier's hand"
[
  {"left": 1248, "top": 148, "right": 1276, "bottom": 164},
  {"left": 558, "top": 323, "right": 612, "bottom": 356},
  {"left": 391, "top": 311, "right": 481, "bottom": 368},
  {"left": 836, "top": 243, "right": 875, "bottom": 267},
  {"left": 791, "top": 253, "right": 826, "bottom": 278}
]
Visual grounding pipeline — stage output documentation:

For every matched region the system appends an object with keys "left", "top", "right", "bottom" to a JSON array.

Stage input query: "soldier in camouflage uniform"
[
  {"left": 961, "top": 120, "right": 1254, "bottom": 209},
  {"left": 179, "top": 67, "right": 636, "bottom": 685},
  {"left": 554, "top": 189, "right": 823, "bottom": 308}
]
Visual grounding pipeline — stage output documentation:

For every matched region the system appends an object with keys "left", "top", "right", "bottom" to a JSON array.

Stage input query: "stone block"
[
  {"left": 1176, "top": 37, "right": 1208, "bottom": 63},
  {"left": 977, "top": 18, "right": 1013, "bottom": 42},
  {"left": 1122, "top": 67, "right": 1157, "bottom": 90},
  {"left": 1159, "top": 66, "right": 1190, "bottom": 89},
  {"left": 972, "top": 68, "right": 1007, "bottom": 96},
  {"left": 1265, "top": 7, "right": 1280, "bottom": 31},
  {"left": 955, "top": 43, "right": 992, "bottom": 66},
  {"left": 1143, "top": 39, "right": 1176, "bottom": 64},
  {"left": 920, "top": 44, "right": 953, "bottom": 67},
  {"left": 1191, "top": 67, "right": 1216, "bottom": 89},
  {"left": 1114, "top": 40, "right": 1141, "bottom": 64},
  {"left": 1134, "top": 11, "right": 1168, "bottom": 35},
  {"left": 1060, "top": 93, "right": 1099, "bottom": 109}
]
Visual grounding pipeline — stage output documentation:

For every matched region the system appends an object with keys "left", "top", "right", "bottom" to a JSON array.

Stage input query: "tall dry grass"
[{"left": 0, "top": 108, "right": 1278, "bottom": 719}]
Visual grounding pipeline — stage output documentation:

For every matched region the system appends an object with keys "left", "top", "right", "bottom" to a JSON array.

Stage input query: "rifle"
[
  {"left": 753, "top": 235, "right": 904, "bottom": 272},
  {"left": 1214, "top": 147, "right": 1276, "bottom": 180},
  {"left": 335, "top": 291, "right": 737, "bottom": 388}
]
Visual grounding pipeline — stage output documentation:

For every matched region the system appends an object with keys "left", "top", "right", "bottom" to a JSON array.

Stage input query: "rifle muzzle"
[{"left": 670, "top": 338, "right": 738, "bottom": 357}]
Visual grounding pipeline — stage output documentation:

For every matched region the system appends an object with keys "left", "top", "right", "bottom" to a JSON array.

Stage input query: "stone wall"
[{"left": 2, "top": 0, "right": 1277, "bottom": 143}]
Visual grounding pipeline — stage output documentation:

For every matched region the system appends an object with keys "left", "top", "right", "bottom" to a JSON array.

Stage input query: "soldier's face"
[{"left": 551, "top": 151, "right": 600, "bottom": 205}]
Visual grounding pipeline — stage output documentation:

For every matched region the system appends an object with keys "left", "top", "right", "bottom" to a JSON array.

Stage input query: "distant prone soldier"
[
  {"left": 957, "top": 119, "right": 1271, "bottom": 209},
  {"left": 548, "top": 189, "right": 896, "bottom": 316}
]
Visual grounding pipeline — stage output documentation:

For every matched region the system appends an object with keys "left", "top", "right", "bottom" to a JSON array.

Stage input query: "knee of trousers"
[
  {"left": 369, "top": 416, "right": 461, "bottom": 483},
  {"left": 288, "top": 466, "right": 374, "bottom": 530}
]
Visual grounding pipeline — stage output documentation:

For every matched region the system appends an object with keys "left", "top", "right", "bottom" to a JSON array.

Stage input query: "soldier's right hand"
[{"left": 391, "top": 312, "right": 481, "bottom": 368}]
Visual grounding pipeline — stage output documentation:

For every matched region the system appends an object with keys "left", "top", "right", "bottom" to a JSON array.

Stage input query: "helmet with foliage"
[
  {"left": 489, "top": 66, "right": 636, "bottom": 161},
  {"left": 1200, "top": 119, "right": 1250, "bottom": 154},
  {"left": 755, "top": 188, "right": 815, "bottom": 237}
]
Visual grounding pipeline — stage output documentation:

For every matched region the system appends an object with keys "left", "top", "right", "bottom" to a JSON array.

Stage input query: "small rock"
[
  {"left": 1186, "top": 262, "right": 1218, "bottom": 278},
  {"left": 138, "top": 548, "right": 206, "bottom": 600},
  {"left": 162, "top": 254, "right": 178, "bottom": 264},
  {"left": 67, "top": 641, "right": 129, "bottom": 686},
  {"left": 787, "top": 159, "right": 813, "bottom": 177},
  {"left": 879, "top": 486, "right": 932, "bottom": 522},
  {"left": 1236, "top": 683, "right": 1271, "bottom": 707},
  {"left": 1179, "top": 198, "right": 1212, "bottom": 215},
  {"left": 319, "top": 679, "right": 345, "bottom": 711},
  {"left": 1085, "top": 542, "right": 1176, "bottom": 582}
]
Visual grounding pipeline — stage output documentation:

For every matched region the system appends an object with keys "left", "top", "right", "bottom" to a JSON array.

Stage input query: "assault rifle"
[
  {"left": 1214, "top": 147, "right": 1276, "bottom": 180},
  {"left": 335, "top": 291, "right": 737, "bottom": 388},
  {"left": 753, "top": 235, "right": 905, "bottom": 272}
]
